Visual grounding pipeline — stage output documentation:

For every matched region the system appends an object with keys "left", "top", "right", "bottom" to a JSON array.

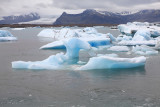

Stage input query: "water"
[{"left": 0, "top": 27, "right": 160, "bottom": 107}]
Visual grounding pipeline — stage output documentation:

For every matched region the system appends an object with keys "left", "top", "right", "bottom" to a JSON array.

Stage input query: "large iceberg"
[
  {"left": 12, "top": 38, "right": 91, "bottom": 70},
  {"left": 0, "top": 30, "right": 17, "bottom": 41},
  {"left": 77, "top": 56, "right": 146, "bottom": 70}
]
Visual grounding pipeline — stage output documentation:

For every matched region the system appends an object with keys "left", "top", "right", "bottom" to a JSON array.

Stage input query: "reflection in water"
[{"left": 82, "top": 66, "right": 146, "bottom": 79}]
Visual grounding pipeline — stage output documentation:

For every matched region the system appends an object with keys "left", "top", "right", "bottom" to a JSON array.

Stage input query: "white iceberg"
[
  {"left": 132, "top": 45, "right": 158, "bottom": 55},
  {"left": 106, "top": 33, "right": 116, "bottom": 42},
  {"left": 107, "top": 46, "right": 130, "bottom": 52},
  {"left": 116, "top": 34, "right": 132, "bottom": 41},
  {"left": 132, "top": 30, "right": 152, "bottom": 41},
  {"left": 77, "top": 56, "right": 146, "bottom": 70},
  {"left": 0, "top": 30, "right": 17, "bottom": 41},
  {"left": 12, "top": 38, "right": 91, "bottom": 70},
  {"left": 37, "top": 27, "right": 107, "bottom": 40},
  {"left": 37, "top": 29, "right": 57, "bottom": 38},
  {"left": 118, "top": 30, "right": 156, "bottom": 46},
  {"left": 118, "top": 22, "right": 160, "bottom": 37}
]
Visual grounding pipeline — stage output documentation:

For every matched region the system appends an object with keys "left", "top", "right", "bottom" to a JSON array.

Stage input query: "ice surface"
[
  {"left": 12, "top": 38, "right": 91, "bottom": 70},
  {"left": 118, "top": 22, "right": 160, "bottom": 37},
  {"left": 132, "top": 45, "right": 158, "bottom": 55},
  {"left": 37, "top": 29, "right": 57, "bottom": 38},
  {"left": 107, "top": 46, "right": 130, "bottom": 52},
  {"left": 37, "top": 27, "right": 108, "bottom": 40},
  {"left": 106, "top": 33, "right": 116, "bottom": 42},
  {"left": 0, "top": 30, "right": 17, "bottom": 41},
  {"left": 77, "top": 56, "right": 146, "bottom": 70},
  {"left": 117, "top": 30, "right": 156, "bottom": 46},
  {"left": 12, "top": 28, "right": 25, "bottom": 30},
  {"left": 118, "top": 40, "right": 156, "bottom": 46},
  {"left": 132, "top": 30, "right": 152, "bottom": 41},
  {"left": 40, "top": 37, "right": 110, "bottom": 49},
  {"left": 116, "top": 35, "right": 132, "bottom": 41}
]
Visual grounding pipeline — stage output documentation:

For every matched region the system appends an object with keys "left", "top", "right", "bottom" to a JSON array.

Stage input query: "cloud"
[
  {"left": 0, "top": 0, "right": 160, "bottom": 17},
  {"left": 52, "top": 0, "right": 160, "bottom": 10}
]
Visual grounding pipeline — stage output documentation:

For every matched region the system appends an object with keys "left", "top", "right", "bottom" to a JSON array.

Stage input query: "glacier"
[
  {"left": 77, "top": 56, "right": 146, "bottom": 70},
  {"left": 12, "top": 38, "right": 91, "bottom": 70},
  {"left": 0, "top": 30, "right": 17, "bottom": 41}
]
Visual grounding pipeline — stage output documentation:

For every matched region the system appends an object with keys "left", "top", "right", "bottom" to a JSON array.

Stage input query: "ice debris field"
[{"left": 11, "top": 22, "right": 160, "bottom": 70}]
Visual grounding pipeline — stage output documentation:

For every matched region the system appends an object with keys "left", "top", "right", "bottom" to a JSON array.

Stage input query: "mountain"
[
  {"left": 53, "top": 9, "right": 160, "bottom": 25},
  {"left": 0, "top": 13, "right": 40, "bottom": 24}
]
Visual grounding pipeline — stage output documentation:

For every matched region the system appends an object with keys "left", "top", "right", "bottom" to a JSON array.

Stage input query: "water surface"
[{"left": 0, "top": 27, "right": 160, "bottom": 107}]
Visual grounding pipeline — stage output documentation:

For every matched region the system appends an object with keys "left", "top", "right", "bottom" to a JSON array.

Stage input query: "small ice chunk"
[
  {"left": 132, "top": 45, "right": 158, "bottom": 55},
  {"left": 107, "top": 46, "right": 130, "bottom": 52},
  {"left": 0, "top": 30, "right": 17, "bottom": 41}
]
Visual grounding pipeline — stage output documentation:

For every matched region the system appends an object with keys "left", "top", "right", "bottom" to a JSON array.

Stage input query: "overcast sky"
[{"left": 0, "top": 0, "right": 160, "bottom": 17}]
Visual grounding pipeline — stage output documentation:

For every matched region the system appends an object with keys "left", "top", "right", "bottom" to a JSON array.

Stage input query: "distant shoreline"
[{"left": 0, "top": 24, "right": 117, "bottom": 28}]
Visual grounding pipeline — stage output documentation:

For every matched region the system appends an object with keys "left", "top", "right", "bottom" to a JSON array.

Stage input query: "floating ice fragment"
[
  {"left": 107, "top": 46, "right": 130, "bottom": 52},
  {"left": 77, "top": 56, "right": 146, "bottom": 70},
  {"left": 0, "top": 30, "right": 17, "bottom": 41}
]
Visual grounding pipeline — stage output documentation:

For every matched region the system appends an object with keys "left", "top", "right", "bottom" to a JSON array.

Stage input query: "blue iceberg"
[{"left": 12, "top": 38, "right": 91, "bottom": 70}]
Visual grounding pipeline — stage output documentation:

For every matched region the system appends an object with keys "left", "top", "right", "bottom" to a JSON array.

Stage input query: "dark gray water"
[{"left": 0, "top": 27, "right": 160, "bottom": 107}]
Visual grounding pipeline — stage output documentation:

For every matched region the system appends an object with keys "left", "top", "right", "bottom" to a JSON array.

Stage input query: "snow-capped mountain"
[
  {"left": 0, "top": 13, "right": 40, "bottom": 24},
  {"left": 54, "top": 9, "right": 160, "bottom": 25}
]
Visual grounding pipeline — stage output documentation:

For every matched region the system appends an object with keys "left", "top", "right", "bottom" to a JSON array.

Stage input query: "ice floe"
[
  {"left": 132, "top": 45, "right": 158, "bottom": 55},
  {"left": 37, "top": 27, "right": 107, "bottom": 40},
  {"left": 107, "top": 46, "right": 130, "bottom": 52},
  {"left": 77, "top": 56, "right": 146, "bottom": 70},
  {"left": 0, "top": 30, "right": 17, "bottom": 41}
]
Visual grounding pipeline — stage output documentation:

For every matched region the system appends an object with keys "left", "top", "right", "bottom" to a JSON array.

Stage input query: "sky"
[{"left": 0, "top": 0, "right": 160, "bottom": 18}]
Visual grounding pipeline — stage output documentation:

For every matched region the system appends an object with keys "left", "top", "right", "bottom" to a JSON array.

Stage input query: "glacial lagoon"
[{"left": 0, "top": 26, "right": 160, "bottom": 107}]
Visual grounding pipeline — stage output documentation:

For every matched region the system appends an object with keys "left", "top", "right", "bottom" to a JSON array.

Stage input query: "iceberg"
[
  {"left": 132, "top": 45, "right": 158, "bottom": 55},
  {"left": 106, "top": 33, "right": 116, "bottom": 42},
  {"left": 77, "top": 56, "right": 146, "bottom": 70},
  {"left": 118, "top": 22, "right": 160, "bottom": 37},
  {"left": 37, "top": 29, "right": 57, "bottom": 38},
  {"left": 40, "top": 37, "right": 110, "bottom": 49},
  {"left": 107, "top": 46, "right": 130, "bottom": 52},
  {"left": 117, "top": 29, "right": 156, "bottom": 46},
  {"left": 132, "top": 30, "right": 151, "bottom": 41},
  {"left": 0, "top": 30, "right": 17, "bottom": 41},
  {"left": 37, "top": 27, "right": 108, "bottom": 40},
  {"left": 12, "top": 38, "right": 91, "bottom": 70},
  {"left": 116, "top": 35, "right": 132, "bottom": 41}
]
